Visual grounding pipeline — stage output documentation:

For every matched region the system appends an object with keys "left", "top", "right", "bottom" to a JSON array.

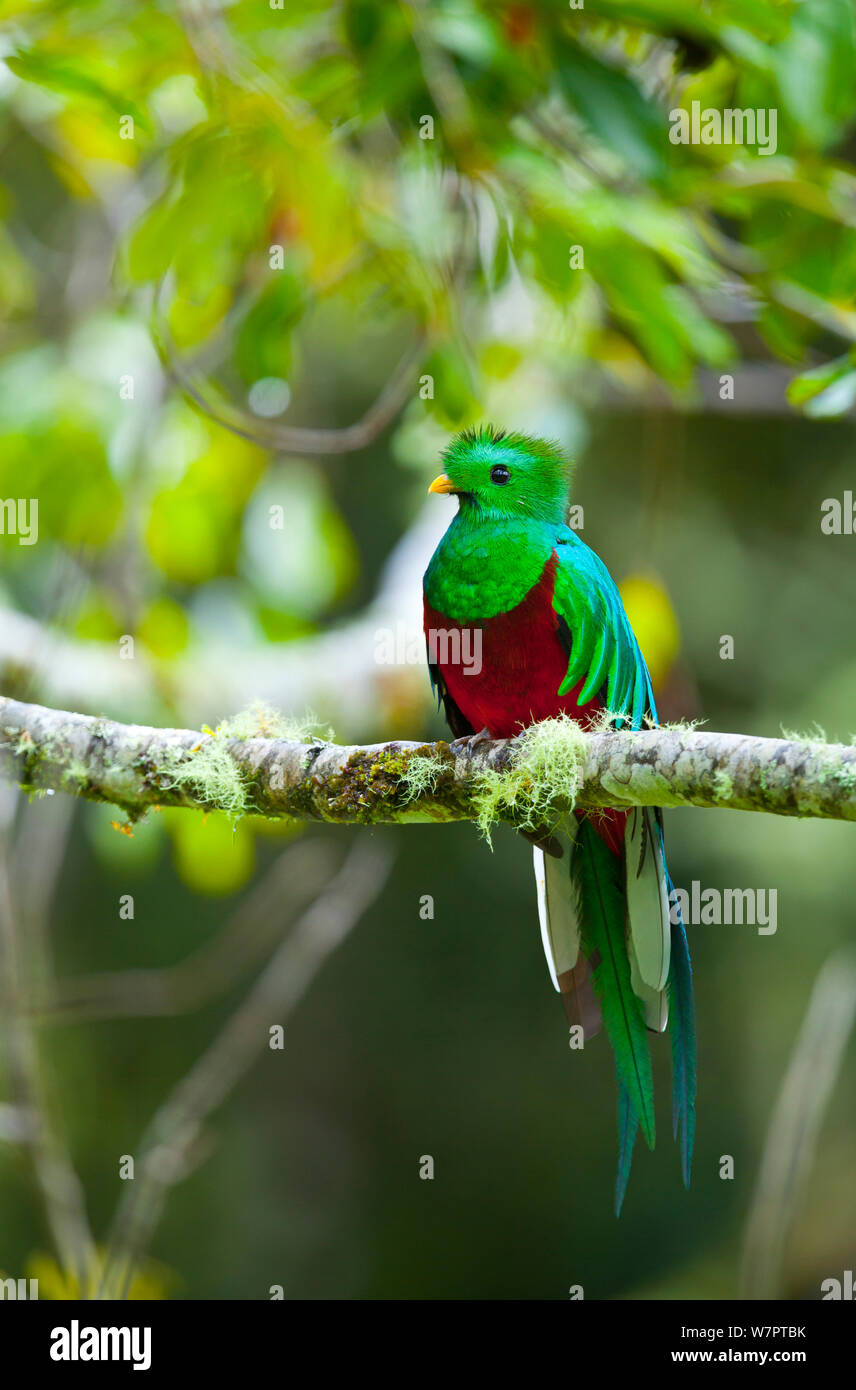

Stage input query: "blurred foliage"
[
  {"left": 0, "top": 1, "right": 853, "bottom": 664},
  {"left": 1, "top": 0, "right": 856, "bottom": 1300},
  {"left": 2, "top": 0, "right": 856, "bottom": 464},
  {"left": 1, "top": 0, "right": 855, "bottom": 606},
  {"left": 2, "top": 1249, "right": 177, "bottom": 1300}
]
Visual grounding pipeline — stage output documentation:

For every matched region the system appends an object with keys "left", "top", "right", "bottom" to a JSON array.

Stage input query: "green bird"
[{"left": 423, "top": 425, "right": 696, "bottom": 1211}]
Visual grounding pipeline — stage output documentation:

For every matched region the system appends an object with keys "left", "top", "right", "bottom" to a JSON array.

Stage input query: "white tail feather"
[
  {"left": 533, "top": 827, "right": 580, "bottom": 992},
  {"left": 624, "top": 806, "right": 671, "bottom": 991},
  {"left": 627, "top": 930, "right": 669, "bottom": 1032}
]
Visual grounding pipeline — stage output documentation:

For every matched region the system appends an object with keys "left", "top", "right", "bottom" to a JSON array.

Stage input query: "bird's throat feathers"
[{"left": 424, "top": 510, "right": 557, "bottom": 622}]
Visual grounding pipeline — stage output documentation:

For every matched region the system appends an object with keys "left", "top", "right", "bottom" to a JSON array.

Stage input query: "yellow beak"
[{"left": 428, "top": 473, "right": 455, "bottom": 495}]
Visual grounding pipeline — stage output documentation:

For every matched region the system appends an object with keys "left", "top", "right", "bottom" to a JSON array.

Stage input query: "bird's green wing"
[{"left": 552, "top": 532, "right": 656, "bottom": 730}]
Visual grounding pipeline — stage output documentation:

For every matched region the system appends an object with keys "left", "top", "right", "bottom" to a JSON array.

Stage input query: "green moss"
[
  {"left": 162, "top": 734, "right": 249, "bottom": 820},
  {"left": 157, "top": 700, "right": 323, "bottom": 817},
  {"left": 3, "top": 725, "right": 61, "bottom": 795},
  {"left": 321, "top": 744, "right": 441, "bottom": 824},
  {"left": 399, "top": 747, "right": 449, "bottom": 801},
  {"left": 582, "top": 708, "right": 699, "bottom": 735},
  {"left": 61, "top": 757, "right": 91, "bottom": 792},
  {"left": 832, "top": 762, "right": 856, "bottom": 793},
  {"left": 401, "top": 716, "right": 587, "bottom": 844},
  {"left": 780, "top": 722, "right": 829, "bottom": 744},
  {"left": 159, "top": 702, "right": 332, "bottom": 822},
  {"left": 470, "top": 715, "right": 587, "bottom": 842},
  {"left": 12, "top": 728, "right": 36, "bottom": 757},
  {"left": 216, "top": 700, "right": 332, "bottom": 744},
  {"left": 711, "top": 768, "right": 734, "bottom": 801},
  {"left": 775, "top": 724, "right": 856, "bottom": 798}
]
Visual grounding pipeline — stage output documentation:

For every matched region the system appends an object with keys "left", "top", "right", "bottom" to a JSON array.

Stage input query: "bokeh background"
[{"left": 1, "top": 0, "right": 855, "bottom": 1299}]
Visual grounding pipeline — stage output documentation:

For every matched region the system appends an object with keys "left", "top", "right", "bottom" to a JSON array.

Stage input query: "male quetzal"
[{"left": 423, "top": 425, "right": 695, "bottom": 1211}]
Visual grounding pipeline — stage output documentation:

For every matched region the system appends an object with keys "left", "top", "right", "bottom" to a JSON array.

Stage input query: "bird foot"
[{"left": 449, "top": 726, "right": 492, "bottom": 757}]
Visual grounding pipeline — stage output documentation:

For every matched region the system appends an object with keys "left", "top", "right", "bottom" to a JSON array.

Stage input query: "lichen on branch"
[
  {"left": 157, "top": 702, "right": 331, "bottom": 822},
  {"left": 399, "top": 713, "right": 588, "bottom": 842},
  {"left": 2, "top": 695, "right": 856, "bottom": 832}
]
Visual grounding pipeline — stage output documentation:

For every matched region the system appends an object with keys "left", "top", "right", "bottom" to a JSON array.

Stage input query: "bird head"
[{"left": 429, "top": 425, "right": 572, "bottom": 525}]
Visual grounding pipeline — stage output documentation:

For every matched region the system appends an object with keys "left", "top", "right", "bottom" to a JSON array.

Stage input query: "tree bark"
[{"left": 2, "top": 695, "right": 856, "bottom": 826}]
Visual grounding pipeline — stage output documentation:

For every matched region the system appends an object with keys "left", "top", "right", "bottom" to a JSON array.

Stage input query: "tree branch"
[
  {"left": 154, "top": 287, "right": 428, "bottom": 455},
  {"left": 2, "top": 695, "right": 856, "bottom": 825}
]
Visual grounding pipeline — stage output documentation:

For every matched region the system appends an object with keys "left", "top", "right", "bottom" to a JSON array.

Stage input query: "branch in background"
[
  {"left": 29, "top": 839, "right": 337, "bottom": 1025},
  {"left": 0, "top": 1103, "right": 33, "bottom": 1143},
  {"left": 0, "top": 504, "right": 445, "bottom": 733},
  {"left": 740, "top": 949, "right": 856, "bottom": 1299},
  {"left": 0, "top": 785, "right": 97, "bottom": 1287},
  {"left": 98, "top": 838, "right": 393, "bottom": 1300},
  {"left": 3, "top": 695, "right": 856, "bottom": 826},
  {"left": 155, "top": 297, "right": 428, "bottom": 454}
]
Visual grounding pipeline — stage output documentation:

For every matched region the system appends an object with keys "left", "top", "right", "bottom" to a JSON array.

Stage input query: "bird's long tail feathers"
[
  {"left": 640, "top": 809, "right": 697, "bottom": 1187},
  {"left": 532, "top": 828, "right": 602, "bottom": 1038},
  {"left": 665, "top": 866, "right": 697, "bottom": 1187},
  {"left": 536, "top": 810, "right": 695, "bottom": 1211},
  {"left": 572, "top": 819, "right": 656, "bottom": 1197},
  {"left": 615, "top": 1082, "right": 640, "bottom": 1216},
  {"left": 624, "top": 806, "right": 670, "bottom": 1032}
]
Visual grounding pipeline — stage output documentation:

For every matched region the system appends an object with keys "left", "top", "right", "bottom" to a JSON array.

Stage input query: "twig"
[
  {"left": 740, "top": 949, "right": 856, "bottom": 1299},
  {"left": 0, "top": 791, "right": 97, "bottom": 1287},
  {"left": 97, "top": 837, "right": 393, "bottom": 1299},
  {"left": 154, "top": 308, "right": 427, "bottom": 455},
  {"left": 28, "top": 838, "right": 336, "bottom": 1024}
]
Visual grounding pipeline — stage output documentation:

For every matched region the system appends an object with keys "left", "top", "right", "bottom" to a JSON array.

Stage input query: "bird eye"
[{"left": 490, "top": 464, "right": 511, "bottom": 485}]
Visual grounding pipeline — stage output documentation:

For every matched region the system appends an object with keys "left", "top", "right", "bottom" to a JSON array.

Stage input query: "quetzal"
[{"left": 423, "top": 425, "right": 696, "bottom": 1211}]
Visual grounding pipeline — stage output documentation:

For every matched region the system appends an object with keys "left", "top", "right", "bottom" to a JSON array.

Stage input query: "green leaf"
[
  {"left": 6, "top": 49, "right": 150, "bottom": 130},
  {"left": 235, "top": 272, "right": 305, "bottom": 385},
  {"left": 555, "top": 40, "right": 667, "bottom": 182},
  {"left": 422, "top": 342, "right": 481, "bottom": 426},
  {"left": 772, "top": 0, "right": 856, "bottom": 147},
  {"left": 787, "top": 351, "right": 856, "bottom": 416}
]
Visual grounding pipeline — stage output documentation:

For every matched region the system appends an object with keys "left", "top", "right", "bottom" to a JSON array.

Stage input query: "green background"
[{"left": 0, "top": 0, "right": 855, "bottom": 1299}]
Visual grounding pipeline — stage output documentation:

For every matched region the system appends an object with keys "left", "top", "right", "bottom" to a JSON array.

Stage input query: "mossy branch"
[{"left": 2, "top": 696, "right": 856, "bottom": 830}]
